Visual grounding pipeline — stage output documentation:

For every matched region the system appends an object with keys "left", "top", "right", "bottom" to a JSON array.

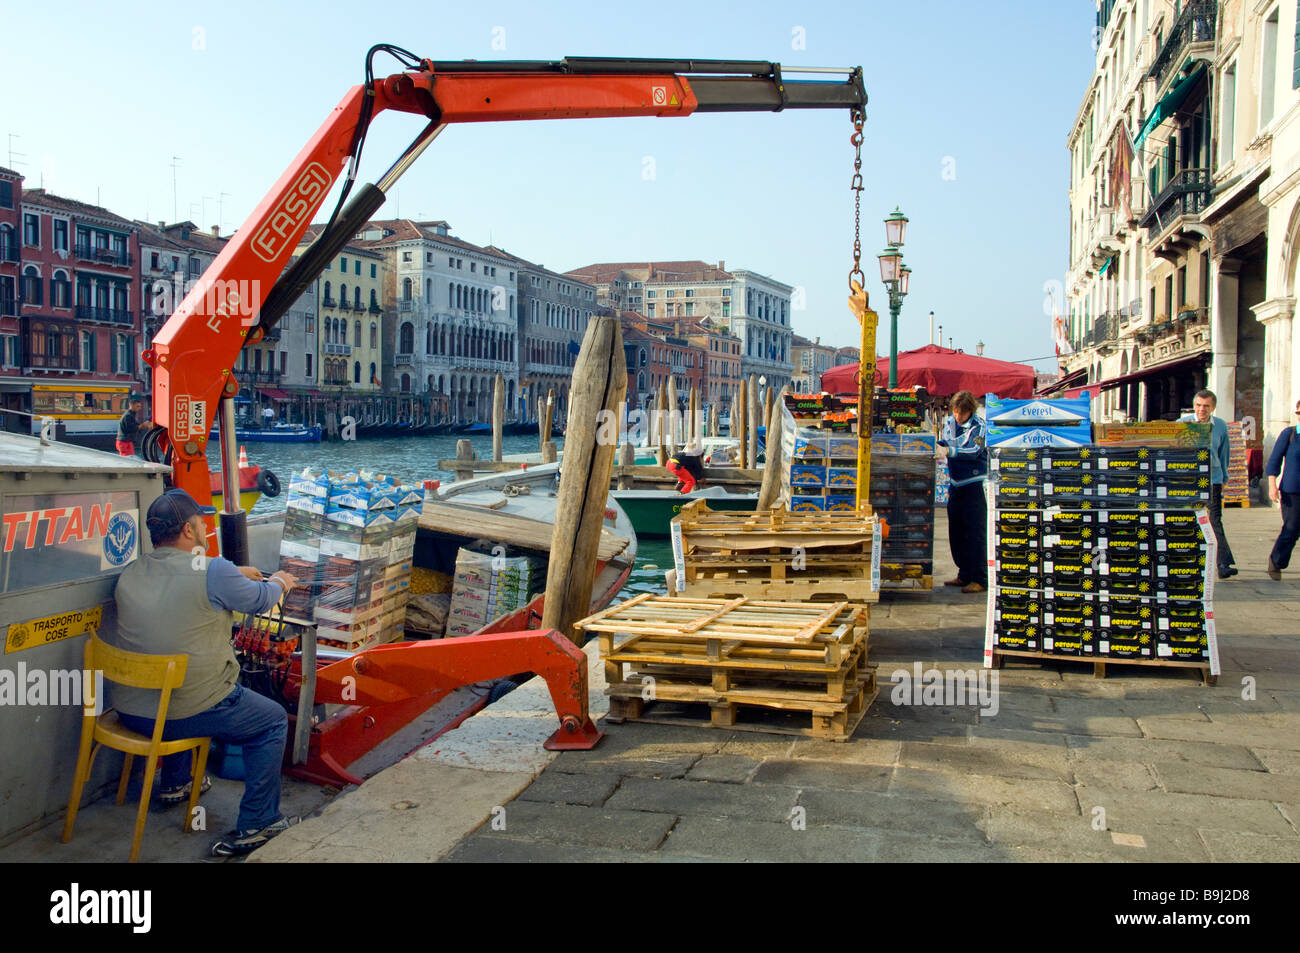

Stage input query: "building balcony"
[
  {"left": 324, "top": 343, "right": 351, "bottom": 355},
  {"left": 1148, "top": 1, "right": 1216, "bottom": 94},
  {"left": 369, "top": 303, "right": 383, "bottom": 314},
  {"left": 260, "top": 325, "right": 282, "bottom": 342},
  {"left": 394, "top": 352, "right": 414, "bottom": 366},
  {"left": 1139, "top": 168, "right": 1211, "bottom": 241},
  {"left": 75, "top": 304, "right": 134, "bottom": 325},
  {"left": 242, "top": 369, "right": 281, "bottom": 385},
  {"left": 322, "top": 297, "right": 337, "bottom": 309},
  {"left": 74, "top": 244, "right": 132, "bottom": 267},
  {"left": 398, "top": 298, "right": 415, "bottom": 311}
]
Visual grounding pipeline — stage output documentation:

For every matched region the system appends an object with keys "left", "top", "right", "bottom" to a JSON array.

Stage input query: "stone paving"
[{"left": 445, "top": 506, "right": 1300, "bottom": 862}]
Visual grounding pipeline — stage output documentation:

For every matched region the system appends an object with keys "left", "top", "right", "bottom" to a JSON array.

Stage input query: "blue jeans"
[{"left": 118, "top": 684, "right": 287, "bottom": 831}]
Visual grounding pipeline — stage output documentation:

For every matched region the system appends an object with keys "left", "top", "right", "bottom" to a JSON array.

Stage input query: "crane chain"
[{"left": 848, "top": 108, "right": 866, "bottom": 293}]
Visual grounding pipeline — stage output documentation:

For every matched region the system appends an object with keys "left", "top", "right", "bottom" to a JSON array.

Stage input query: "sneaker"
[
  {"left": 158, "top": 775, "right": 211, "bottom": 807},
  {"left": 1268, "top": 559, "right": 1282, "bottom": 581},
  {"left": 961, "top": 582, "right": 987, "bottom": 594},
  {"left": 943, "top": 577, "right": 967, "bottom": 587},
  {"left": 210, "top": 815, "right": 300, "bottom": 857}
]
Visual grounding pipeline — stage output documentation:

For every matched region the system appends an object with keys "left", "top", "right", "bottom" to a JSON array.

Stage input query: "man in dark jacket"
[
  {"left": 939, "top": 390, "right": 988, "bottom": 593},
  {"left": 115, "top": 396, "right": 150, "bottom": 457}
]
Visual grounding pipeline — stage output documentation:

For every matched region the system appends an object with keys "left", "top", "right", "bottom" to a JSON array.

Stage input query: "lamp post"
[{"left": 877, "top": 207, "right": 910, "bottom": 389}]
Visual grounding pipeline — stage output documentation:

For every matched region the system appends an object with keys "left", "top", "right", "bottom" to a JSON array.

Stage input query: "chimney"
[
  {"left": 158, "top": 221, "right": 166, "bottom": 230},
  {"left": 211, "top": 225, "right": 220, "bottom": 237},
  {"left": 717, "top": 260, "right": 725, "bottom": 271}
]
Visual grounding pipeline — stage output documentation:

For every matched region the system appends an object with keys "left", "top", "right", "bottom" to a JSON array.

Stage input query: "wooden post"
[
  {"left": 757, "top": 386, "right": 785, "bottom": 510},
  {"left": 617, "top": 441, "right": 635, "bottom": 490},
  {"left": 709, "top": 400, "right": 720, "bottom": 439},
  {"left": 454, "top": 439, "right": 474, "bottom": 482},
  {"left": 688, "top": 385, "right": 700, "bottom": 445},
  {"left": 736, "top": 377, "right": 748, "bottom": 469},
  {"left": 655, "top": 387, "right": 669, "bottom": 466},
  {"left": 746, "top": 374, "right": 759, "bottom": 469},
  {"left": 667, "top": 376, "right": 679, "bottom": 454},
  {"left": 543, "top": 315, "right": 627, "bottom": 642},
  {"left": 543, "top": 441, "right": 558, "bottom": 463},
  {"left": 492, "top": 372, "right": 504, "bottom": 462},
  {"left": 540, "top": 387, "right": 555, "bottom": 453}
]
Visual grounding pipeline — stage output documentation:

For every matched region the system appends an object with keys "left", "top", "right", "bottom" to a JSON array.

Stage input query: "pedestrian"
[
  {"left": 115, "top": 395, "right": 150, "bottom": 457},
  {"left": 938, "top": 389, "right": 988, "bottom": 593},
  {"left": 112, "top": 488, "right": 301, "bottom": 856},
  {"left": 1265, "top": 398, "right": 1300, "bottom": 579},
  {"left": 1190, "top": 389, "right": 1237, "bottom": 579}
]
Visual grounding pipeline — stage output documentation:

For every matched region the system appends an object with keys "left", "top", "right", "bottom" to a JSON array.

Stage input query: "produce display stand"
[{"left": 984, "top": 417, "right": 1221, "bottom": 685}]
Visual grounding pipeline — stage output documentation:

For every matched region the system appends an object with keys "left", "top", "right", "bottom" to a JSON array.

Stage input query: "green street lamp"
[{"left": 877, "top": 208, "right": 911, "bottom": 389}]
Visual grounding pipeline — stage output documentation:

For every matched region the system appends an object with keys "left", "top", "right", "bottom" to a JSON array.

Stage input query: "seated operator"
[{"left": 112, "top": 488, "right": 300, "bottom": 857}]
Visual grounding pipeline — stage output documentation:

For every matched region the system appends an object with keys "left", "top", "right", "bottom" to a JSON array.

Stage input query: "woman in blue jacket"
[
  {"left": 1266, "top": 399, "right": 1300, "bottom": 579},
  {"left": 938, "top": 390, "right": 988, "bottom": 593}
]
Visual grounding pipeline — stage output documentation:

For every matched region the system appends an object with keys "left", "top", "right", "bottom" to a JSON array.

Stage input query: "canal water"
[{"left": 213, "top": 433, "right": 672, "bottom": 597}]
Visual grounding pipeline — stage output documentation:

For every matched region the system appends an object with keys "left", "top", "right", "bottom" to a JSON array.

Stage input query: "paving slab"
[
  {"left": 685, "top": 754, "right": 761, "bottom": 783},
  {"left": 980, "top": 809, "right": 1211, "bottom": 862},
  {"left": 1073, "top": 786, "right": 1296, "bottom": 837},
  {"left": 444, "top": 837, "right": 669, "bottom": 863},
  {"left": 605, "top": 776, "right": 797, "bottom": 823},
  {"left": 657, "top": 816, "right": 883, "bottom": 862},
  {"left": 1070, "top": 760, "right": 1159, "bottom": 791},
  {"left": 1198, "top": 829, "right": 1300, "bottom": 862},
  {"left": 888, "top": 766, "right": 1080, "bottom": 815},
  {"left": 796, "top": 787, "right": 989, "bottom": 841},
  {"left": 515, "top": 771, "right": 623, "bottom": 807},
  {"left": 470, "top": 800, "right": 677, "bottom": 852},
  {"left": 751, "top": 759, "right": 894, "bottom": 793},
  {"left": 1250, "top": 747, "right": 1300, "bottom": 775},
  {"left": 1152, "top": 761, "right": 1300, "bottom": 802},
  {"left": 898, "top": 739, "right": 1072, "bottom": 783},
  {"left": 790, "top": 738, "right": 902, "bottom": 765}
]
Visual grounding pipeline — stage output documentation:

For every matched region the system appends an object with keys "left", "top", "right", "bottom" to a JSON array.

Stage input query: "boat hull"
[{"left": 613, "top": 489, "right": 756, "bottom": 538}]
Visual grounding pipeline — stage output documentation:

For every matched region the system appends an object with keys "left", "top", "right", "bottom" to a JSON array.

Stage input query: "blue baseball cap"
[{"left": 146, "top": 488, "right": 218, "bottom": 540}]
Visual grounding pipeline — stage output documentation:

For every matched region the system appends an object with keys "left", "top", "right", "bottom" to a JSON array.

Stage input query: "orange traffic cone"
[{"left": 239, "top": 445, "right": 249, "bottom": 469}]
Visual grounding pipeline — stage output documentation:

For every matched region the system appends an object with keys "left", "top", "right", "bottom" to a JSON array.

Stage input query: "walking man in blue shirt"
[
  {"left": 1192, "top": 390, "right": 1236, "bottom": 579},
  {"left": 1265, "top": 398, "right": 1300, "bottom": 579}
]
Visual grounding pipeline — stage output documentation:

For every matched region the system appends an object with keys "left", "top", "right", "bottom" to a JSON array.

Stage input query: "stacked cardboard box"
[
  {"left": 278, "top": 469, "right": 419, "bottom": 651},
  {"left": 445, "top": 546, "right": 544, "bottom": 637},
  {"left": 1223, "top": 421, "right": 1249, "bottom": 505},
  {"left": 987, "top": 432, "right": 1219, "bottom": 668},
  {"left": 985, "top": 395, "right": 1092, "bottom": 448}
]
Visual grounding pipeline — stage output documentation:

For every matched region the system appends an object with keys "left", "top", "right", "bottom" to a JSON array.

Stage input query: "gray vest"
[{"left": 111, "top": 547, "right": 239, "bottom": 720}]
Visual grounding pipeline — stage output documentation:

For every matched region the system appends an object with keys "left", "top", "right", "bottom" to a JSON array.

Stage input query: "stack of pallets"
[
  {"left": 1223, "top": 422, "right": 1250, "bottom": 507},
  {"left": 575, "top": 594, "right": 877, "bottom": 740},
  {"left": 670, "top": 499, "right": 880, "bottom": 603}
]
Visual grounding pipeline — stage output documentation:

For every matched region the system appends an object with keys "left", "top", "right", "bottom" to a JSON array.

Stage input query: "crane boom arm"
[{"left": 146, "top": 55, "right": 866, "bottom": 556}]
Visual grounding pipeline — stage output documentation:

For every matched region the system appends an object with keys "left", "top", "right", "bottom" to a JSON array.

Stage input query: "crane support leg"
[{"left": 291, "top": 628, "right": 603, "bottom": 785}]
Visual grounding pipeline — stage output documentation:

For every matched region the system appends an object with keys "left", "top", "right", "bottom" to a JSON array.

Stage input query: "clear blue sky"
[{"left": 2, "top": 0, "right": 1095, "bottom": 370}]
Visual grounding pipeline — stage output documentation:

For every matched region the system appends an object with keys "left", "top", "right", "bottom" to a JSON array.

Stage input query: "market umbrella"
[{"left": 820, "top": 344, "right": 1036, "bottom": 399}]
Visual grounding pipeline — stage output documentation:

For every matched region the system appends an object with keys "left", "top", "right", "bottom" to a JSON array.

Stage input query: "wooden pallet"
[
  {"left": 578, "top": 595, "right": 876, "bottom": 739},
  {"left": 607, "top": 669, "right": 878, "bottom": 740},
  {"left": 988, "top": 647, "right": 1215, "bottom": 685},
  {"left": 674, "top": 500, "right": 880, "bottom": 601},
  {"left": 679, "top": 576, "right": 875, "bottom": 603}
]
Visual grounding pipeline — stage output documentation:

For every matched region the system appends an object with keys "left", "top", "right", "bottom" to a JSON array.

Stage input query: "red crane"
[{"left": 139, "top": 50, "right": 867, "bottom": 779}]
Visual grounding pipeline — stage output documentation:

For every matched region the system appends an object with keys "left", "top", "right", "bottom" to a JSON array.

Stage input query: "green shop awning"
[{"left": 1134, "top": 64, "right": 1207, "bottom": 152}]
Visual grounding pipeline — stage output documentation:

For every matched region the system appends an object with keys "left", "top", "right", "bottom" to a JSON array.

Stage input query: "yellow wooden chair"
[{"left": 62, "top": 632, "right": 211, "bottom": 863}]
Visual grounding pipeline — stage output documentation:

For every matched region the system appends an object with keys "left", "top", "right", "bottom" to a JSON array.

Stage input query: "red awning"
[
  {"left": 260, "top": 388, "right": 291, "bottom": 400},
  {"left": 821, "top": 344, "right": 1037, "bottom": 398},
  {"left": 1063, "top": 353, "right": 1209, "bottom": 398}
]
